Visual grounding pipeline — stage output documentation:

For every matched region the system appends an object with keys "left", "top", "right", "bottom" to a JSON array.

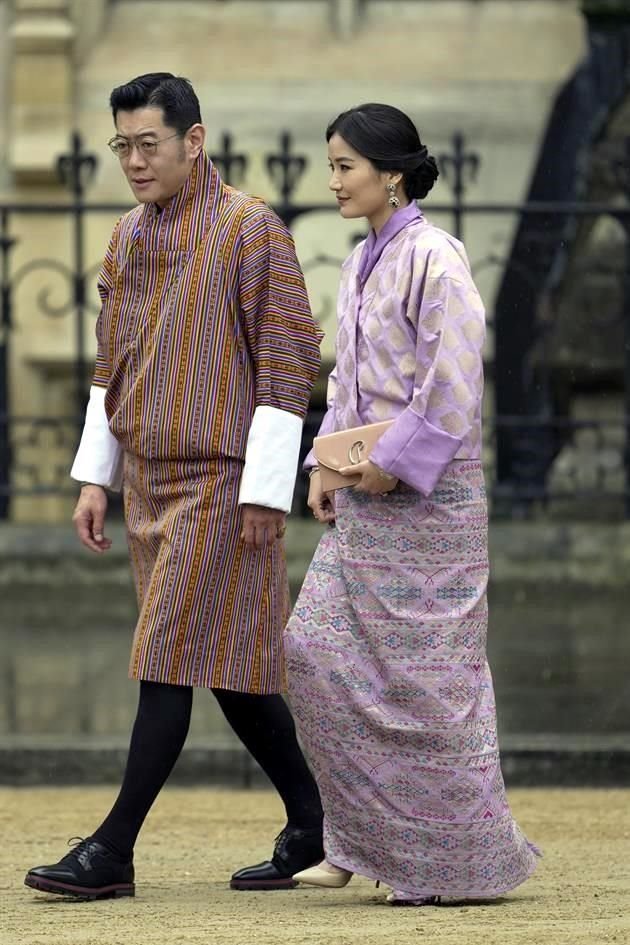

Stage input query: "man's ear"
[{"left": 186, "top": 123, "right": 206, "bottom": 159}]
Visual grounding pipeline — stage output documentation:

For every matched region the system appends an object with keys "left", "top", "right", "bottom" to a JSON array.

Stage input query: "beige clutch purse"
[{"left": 312, "top": 420, "right": 395, "bottom": 492}]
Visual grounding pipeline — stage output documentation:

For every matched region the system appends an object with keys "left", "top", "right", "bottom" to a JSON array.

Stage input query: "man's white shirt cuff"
[
  {"left": 70, "top": 385, "right": 123, "bottom": 491},
  {"left": 238, "top": 405, "right": 302, "bottom": 512}
]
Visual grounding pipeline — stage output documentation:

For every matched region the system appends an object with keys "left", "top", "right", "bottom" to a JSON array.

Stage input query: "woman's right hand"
[{"left": 307, "top": 470, "right": 336, "bottom": 524}]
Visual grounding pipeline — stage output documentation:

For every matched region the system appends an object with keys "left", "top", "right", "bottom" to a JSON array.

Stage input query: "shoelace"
[
  {"left": 273, "top": 824, "right": 324, "bottom": 861},
  {"left": 67, "top": 836, "right": 88, "bottom": 850},
  {"left": 61, "top": 837, "right": 91, "bottom": 864},
  {"left": 273, "top": 828, "right": 291, "bottom": 858}
]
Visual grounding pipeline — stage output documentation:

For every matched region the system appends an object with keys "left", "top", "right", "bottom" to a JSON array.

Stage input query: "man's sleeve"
[
  {"left": 369, "top": 273, "right": 485, "bottom": 496},
  {"left": 70, "top": 223, "right": 124, "bottom": 490},
  {"left": 236, "top": 205, "right": 322, "bottom": 511}
]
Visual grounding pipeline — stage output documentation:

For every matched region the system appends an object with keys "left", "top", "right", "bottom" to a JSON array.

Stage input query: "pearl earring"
[{"left": 387, "top": 182, "right": 400, "bottom": 209}]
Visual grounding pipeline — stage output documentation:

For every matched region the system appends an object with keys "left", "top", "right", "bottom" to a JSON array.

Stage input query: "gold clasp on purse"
[{"left": 348, "top": 439, "right": 365, "bottom": 465}]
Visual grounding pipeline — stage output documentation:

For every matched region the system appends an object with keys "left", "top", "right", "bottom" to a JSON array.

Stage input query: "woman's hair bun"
[{"left": 406, "top": 154, "right": 439, "bottom": 200}]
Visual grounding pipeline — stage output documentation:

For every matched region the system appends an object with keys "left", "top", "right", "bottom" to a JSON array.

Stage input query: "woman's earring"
[{"left": 386, "top": 183, "right": 400, "bottom": 209}]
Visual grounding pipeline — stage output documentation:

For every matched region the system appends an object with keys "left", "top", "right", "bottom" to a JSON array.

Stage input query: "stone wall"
[{"left": 0, "top": 1, "right": 10, "bottom": 191}]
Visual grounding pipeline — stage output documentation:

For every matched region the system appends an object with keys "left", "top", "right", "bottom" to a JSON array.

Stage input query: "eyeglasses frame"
[{"left": 107, "top": 131, "right": 183, "bottom": 159}]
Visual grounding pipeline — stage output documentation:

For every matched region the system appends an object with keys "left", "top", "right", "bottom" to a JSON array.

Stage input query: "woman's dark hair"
[
  {"left": 109, "top": 73, "right": 202, "bottom": 135},
  {"left": 326, "top": 103, "right": 439, "bottom": 200}
]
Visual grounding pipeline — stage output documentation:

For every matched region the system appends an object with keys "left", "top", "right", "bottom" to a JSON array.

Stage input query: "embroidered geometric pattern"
[{"left": 285, "top": 462, "right": 540, "bottom": 898}]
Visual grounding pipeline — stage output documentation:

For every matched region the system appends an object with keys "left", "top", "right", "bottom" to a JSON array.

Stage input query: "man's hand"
[
  {"left": 307, "top": 469, "right": 336, "bottom": 524},
  {"left": 72, "top": 484, "right": 112, "bottom": 553},
  {"left": 338, "top": 459, "right": 398, "bottom": 496},
  {"left": 240, "top": 504, "right": 287, "bottom": 551}
]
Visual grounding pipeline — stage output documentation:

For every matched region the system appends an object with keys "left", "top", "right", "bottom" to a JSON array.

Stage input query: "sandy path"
[{"left": 1, "top": 787, "right": 628, "bottom": 945}]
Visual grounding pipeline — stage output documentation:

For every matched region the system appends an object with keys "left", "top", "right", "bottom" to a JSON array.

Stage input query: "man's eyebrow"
[{"left": 114, "top": 129, "right": 159, "bottom": 139}]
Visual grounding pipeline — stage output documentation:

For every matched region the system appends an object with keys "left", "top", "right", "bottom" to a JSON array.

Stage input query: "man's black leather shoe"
[
  {"left": 230, "top": 824, "right": 324, "bottom": 890},
  {"left": 24, "top": 838, "right": 135, "bottom": 899}
]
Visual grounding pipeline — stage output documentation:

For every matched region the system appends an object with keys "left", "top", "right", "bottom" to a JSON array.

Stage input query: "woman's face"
[{"left": 327, "top": 132, "right": 403, "bottom": 230}]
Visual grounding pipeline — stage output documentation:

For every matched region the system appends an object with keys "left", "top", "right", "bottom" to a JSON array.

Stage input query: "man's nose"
[{"left": 127, "top": 145, "right": 148, "bottom": 168}]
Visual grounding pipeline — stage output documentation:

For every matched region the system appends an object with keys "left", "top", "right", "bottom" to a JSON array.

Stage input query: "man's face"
[{"left": 111, "top": 107, "right": 202, "bottom": 207}]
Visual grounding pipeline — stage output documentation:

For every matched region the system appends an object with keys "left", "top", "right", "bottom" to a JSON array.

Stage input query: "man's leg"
[
  {"left": 212, "top": 688, "right": 324, "bottom": 890},
  {"left": 25, "top": 681, "right": 193, "bottom": 899}
]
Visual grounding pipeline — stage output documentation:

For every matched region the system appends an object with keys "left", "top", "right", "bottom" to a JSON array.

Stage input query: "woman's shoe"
[
  {"left": 386, "top": 889, "right": 440, "bottom": 906},
  {"left": 293, "top": 860, "right": 353, "bottom": 888}
]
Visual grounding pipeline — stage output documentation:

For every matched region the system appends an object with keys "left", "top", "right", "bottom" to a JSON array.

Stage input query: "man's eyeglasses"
[{"left": 107, "top": 132, "right": 181, "bottom": 159}]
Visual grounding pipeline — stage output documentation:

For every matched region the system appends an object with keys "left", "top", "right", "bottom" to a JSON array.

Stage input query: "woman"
[{"left": 284, "top": 104, "right": 539, "bottom": 906}]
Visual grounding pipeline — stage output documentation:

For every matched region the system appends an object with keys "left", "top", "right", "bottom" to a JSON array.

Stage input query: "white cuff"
[
  {"left": 238, "top": 405, "right": 303, "bottom": 512},
  {"left": 70, "top": 385, "right": 124, "bottom": 491}
]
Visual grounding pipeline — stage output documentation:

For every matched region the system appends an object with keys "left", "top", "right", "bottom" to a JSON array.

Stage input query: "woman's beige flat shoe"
[{"left": 293, "top": 861, "right": 353, "bottom": 888}]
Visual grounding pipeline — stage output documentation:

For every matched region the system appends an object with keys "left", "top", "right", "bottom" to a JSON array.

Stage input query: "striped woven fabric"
[
  {"left": 125, "top": 454, "right": 290, "bottom": 692},
  {"left": 92, "top": 153, "right": 321, "bottom": 691}
]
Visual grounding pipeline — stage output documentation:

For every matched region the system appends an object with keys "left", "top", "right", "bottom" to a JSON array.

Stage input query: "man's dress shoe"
[
  {"left": 230, "top": 823, "right": 324, "bottom": 890},
  {"left": 24, "top": 837, "right": 135, "bottom": 899}
]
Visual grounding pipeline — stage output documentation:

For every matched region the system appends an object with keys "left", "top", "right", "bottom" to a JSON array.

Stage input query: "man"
[{"left": 24, "top": 73, "right": 324, "bottom": 900}]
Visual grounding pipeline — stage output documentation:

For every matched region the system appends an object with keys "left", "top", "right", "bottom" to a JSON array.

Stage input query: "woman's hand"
[
  {"left": 338, "top": 459, "right": 398, "bottom": 496},
  {"left": 307, "top": 469, "right": 336, "bottom": 524}
]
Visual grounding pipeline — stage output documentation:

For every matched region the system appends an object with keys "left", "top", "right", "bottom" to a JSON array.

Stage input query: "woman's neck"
[{"left": 368, "top": 198, "right": 410, "bottom": 237}]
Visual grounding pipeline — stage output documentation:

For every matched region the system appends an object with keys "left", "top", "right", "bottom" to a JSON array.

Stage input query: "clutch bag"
[{"left": 312, "top": 420, "right": 395, "bottom": 492}]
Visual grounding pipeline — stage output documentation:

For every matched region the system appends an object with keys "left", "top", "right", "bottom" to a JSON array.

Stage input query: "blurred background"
[{"left": 0, "top": 0, "right": 628, "bottom": 785}]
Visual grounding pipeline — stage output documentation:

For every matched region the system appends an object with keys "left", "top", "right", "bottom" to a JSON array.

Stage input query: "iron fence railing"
[{"left": 0, "top": 130, "right": 629, "bottom": 518}]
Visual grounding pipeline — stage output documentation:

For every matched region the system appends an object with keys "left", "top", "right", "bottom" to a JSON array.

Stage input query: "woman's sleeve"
[{"left": 369, "top": 272, "right": 485, "bottom": 496}]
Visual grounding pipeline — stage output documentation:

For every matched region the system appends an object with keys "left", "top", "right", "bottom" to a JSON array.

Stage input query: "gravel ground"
[{"left": 1, "top": 787, "right": 628, "bottom": 945}]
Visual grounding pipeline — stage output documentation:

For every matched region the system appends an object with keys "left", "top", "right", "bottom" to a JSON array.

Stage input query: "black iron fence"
[{"left": 0, "top": 131, "right": 629, "bottom": 518}]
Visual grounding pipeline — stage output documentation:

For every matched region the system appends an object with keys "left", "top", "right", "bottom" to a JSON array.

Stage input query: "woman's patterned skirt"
[{"left": 285, "top": 461, "right": 539, "bottom": 898}]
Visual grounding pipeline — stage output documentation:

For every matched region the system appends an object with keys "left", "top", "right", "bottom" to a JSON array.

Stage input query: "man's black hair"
[{"left": 109, "top": 73, "right": 202, "bottom": 134}]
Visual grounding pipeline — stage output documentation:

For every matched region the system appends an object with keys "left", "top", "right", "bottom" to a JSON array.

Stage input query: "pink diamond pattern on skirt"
[{"left": 285, "top": 462, "right": 540, "bottom": 899}]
